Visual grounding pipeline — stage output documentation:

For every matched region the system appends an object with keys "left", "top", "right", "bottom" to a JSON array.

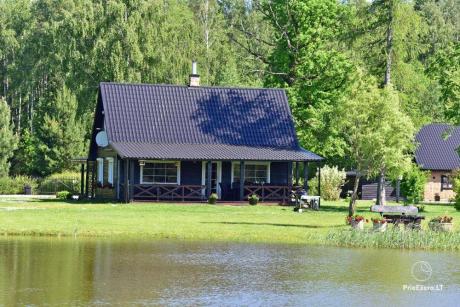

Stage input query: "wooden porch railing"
[
  {"left": 243, "top": 185, "right": 291, "bottom": 202},
  {"left": 132, "top": 184, "right": 206, "bottom": 201}
]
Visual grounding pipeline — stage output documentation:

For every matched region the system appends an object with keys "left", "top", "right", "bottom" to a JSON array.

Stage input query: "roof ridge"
[{"left": 99, "top": 81, "right": 285, "bottom": 92}]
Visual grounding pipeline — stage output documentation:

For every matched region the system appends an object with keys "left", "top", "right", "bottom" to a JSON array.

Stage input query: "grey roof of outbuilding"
[
  {"left": 99, "top": 82, "right": 322, "bottom": 161},
  {"left": 415, "top": 123, "right": 460, "bottom": 170}
]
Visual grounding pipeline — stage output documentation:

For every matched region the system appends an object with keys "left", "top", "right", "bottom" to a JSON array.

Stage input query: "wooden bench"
[{"left": 370, "top": 205, "right": 425, "bottom": 230}]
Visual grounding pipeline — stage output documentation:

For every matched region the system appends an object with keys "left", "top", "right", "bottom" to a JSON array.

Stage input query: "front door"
[{"left": 203, "top": 162, "right": 222, "bottom": 198}]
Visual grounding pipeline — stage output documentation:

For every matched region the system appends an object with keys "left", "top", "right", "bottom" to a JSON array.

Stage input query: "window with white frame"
[
  {"left": 141, "top": 161, "right": 179, "bottom": 184},
  {"left": 97, "top": 158, "right": 104, "bottom": 183},
  {"left": 232, "top": 162, "right": 270, "bottom": 184},
  {"left": 106, "top": 158, "right": 114, "bottom": 185}
]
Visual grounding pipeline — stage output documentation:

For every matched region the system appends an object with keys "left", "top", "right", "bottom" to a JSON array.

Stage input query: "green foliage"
[
  {"left": 308, "top": 165, "right": 346, "bottom": 201},
  {"left": 261, "top": 0, "right": 354, "bottom": 161},
  {"left": 34, "top": 86, "right": 86, "bottom": 176},
  {"left": 453, "top": 173, "right": 460, "bottom": 211},
  {"left": 399, "top": 164, "right": 428, "bottom": 205},
  {"left": 0, "top": 99, "right": 18, "bottom": 177},
  {"left": 248, "top": 194, "right": 259, "bottom": 206},
  {"left": 327, "top": 229, "right": 460, "bottom": 250},
  {"left": 429, "top": 42, "right": 460, "bottom": 123},
  {"left": 56, "top": 191, "right": 71, "bottom": 200},
  {"left": 0, "top": 176, "right": 38, "bottom": 195},
  {"left": 208, "top": 193, "right": 218, "bottom": 204}
]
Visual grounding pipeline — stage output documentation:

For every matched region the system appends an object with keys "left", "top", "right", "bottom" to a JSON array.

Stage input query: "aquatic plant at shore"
[{"left": 326, "top": 229, "right": 460, "bottom": 250}]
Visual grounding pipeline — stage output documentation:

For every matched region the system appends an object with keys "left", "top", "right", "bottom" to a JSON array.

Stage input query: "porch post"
[
  {"left": 317, "top": 165, "right": 321, "bottom": 207},
  {"left": 129, "top": 159, "right": 135, "bottom": 202},
  {"left": 80, "top": 163, "right": 85, "bottom": 196},
  {"left": 206, "top": 160, "right": 212, "bottom": 198},
  {"left": 239, "top": 161, "right": 245, "bottom": 201},
  {"left": 295, "top": 162, "right": 299, "bottom": 186},
  {"left": 287, "top": 162, "right": 293, "bottom": 187},
  {"left": 85, "top": 160, "right": 89, "bottom": 197},
  {"left": 303, "top": 161, "right": 309, "bottom": 193},
  {"left": 124, "top": 159, "right": 129, "bottom": 203}
]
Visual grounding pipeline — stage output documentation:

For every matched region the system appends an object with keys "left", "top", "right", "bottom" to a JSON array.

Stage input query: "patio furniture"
[{"left": 370, "top": 205, "right": 425, "bottom": 230}]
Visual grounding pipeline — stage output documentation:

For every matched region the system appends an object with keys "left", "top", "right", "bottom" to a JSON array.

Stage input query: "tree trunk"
[
  {"left": 376, "top": 170, "right": 386, "bottom": 206},
  {"left": 349, "top": 174, "right": 361, "bottom": 216},
  {"left": 384, "top": 2, "right": 394, "bottom": 87}
]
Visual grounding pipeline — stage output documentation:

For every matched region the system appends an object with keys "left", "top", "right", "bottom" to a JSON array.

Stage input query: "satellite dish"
[{"left": 95, "top": 131, "right": 109, "bottom": 147}]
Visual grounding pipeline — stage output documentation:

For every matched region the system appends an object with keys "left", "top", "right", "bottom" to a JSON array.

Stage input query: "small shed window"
[
  {"left": 96, "top": 158, "right": 104, "bottom": 183},
  {"left": 106, "top": 158, "right": 114, "bottom": 185},
  {"left": 441, "top": 175, "right": 453, "bottom": 190},
  {"left": 232, "top": 162, "right": 270, "bottom": 184},
  {"left": 141, "top": 161, "right": 180, "bottom": 184}
]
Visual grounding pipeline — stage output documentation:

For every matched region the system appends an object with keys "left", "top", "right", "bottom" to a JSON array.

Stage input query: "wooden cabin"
[{"left": 84, "top": 71, "right": 323, "bottom": 202}]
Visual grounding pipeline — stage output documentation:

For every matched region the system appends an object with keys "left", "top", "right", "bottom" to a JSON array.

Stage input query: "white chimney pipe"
[{"left": 189, "top": 61, "right": 200, "bottom": 87}]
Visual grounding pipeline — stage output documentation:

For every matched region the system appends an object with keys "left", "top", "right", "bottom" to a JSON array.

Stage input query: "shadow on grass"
[
  {"left": 36, "top": 199, "right": 117, "bottom": 205},
  {"left": 202, "top": 221, "right": 345, "bottom": 229}
]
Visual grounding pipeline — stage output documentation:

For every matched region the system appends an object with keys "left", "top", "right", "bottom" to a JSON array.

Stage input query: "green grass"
[{"left": 0, "top": 198, "right": 459, "bottom": 249}]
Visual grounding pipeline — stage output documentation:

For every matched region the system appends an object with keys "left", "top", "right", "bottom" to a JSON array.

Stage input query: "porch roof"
[{"left": 110, "top": 142, "right": 323, "bottom": 162}]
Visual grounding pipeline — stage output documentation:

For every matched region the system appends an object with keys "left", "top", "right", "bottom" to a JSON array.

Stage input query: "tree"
[
  {"left": 33, "top": 86, "right": 85, "bottom": 176},
  {"left": 0, "top": 98, "right": 17, "bottom": 177},
  {"left": 257, "top": 0, "right": 354, "bottom": 162},
  {"left": 337, "top": 74, "right": 415, "bottom": 215},
  {"left": 429, "top": 42, "right": 460, "bottom": 123},
  {"left": 399, "top": 164, "right": 428, "bottom": 204}
]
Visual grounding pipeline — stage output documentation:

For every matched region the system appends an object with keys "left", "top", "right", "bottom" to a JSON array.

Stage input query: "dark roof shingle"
[
  {"left": 415, "top": 124, "right": 460, "bottom": 170},
  {"left": 99, "top": 82, "right": 322, "bottom": 161}
]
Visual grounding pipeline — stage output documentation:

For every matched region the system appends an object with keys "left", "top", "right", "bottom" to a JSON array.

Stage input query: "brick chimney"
[{"left": 189, "top": 61, "right": 200, "bottom": 87}]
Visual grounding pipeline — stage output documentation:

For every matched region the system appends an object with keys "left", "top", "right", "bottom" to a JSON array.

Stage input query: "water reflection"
[{"left": 0, "top": 238, "right": 458, "bottom": 306}]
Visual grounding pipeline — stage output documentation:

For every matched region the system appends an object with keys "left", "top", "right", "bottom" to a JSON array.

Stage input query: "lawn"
[{"left": 0, "top": 198, "right": 459, "bottom": 246}]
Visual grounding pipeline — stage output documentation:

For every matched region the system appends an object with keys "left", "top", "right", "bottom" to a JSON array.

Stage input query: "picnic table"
[{"left": 370, "top": 205, "right": 425, "bottom": 230}]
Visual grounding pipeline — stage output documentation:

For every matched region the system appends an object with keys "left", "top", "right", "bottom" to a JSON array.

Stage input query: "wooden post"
[
  {"left": 129, "top": 160, "right": 135, "bottom": 202},
  {"left": 85, "top": 160, "right": 89, "bottom": 197},
  {"left": 303, "top": 161, "right": 308, "bottom": 193},
  {"left": 317, "top": 165, "right": 321, "bottom": 208},
  {"left": 207, "top": 161, "right": 212, "bottom": 198},
  {"left": 239, "top": 161, "right": 245, "bottom": 201},
  {"left": 80, "top": 163, "right": 85, "bottom": 196},
  {"left": 287, "top": 162, "right": 293, "bottom": 187},
  {"left": 124, "top": 159, "right": 129, "bottom": 203},
  {"left": 295, "top": 162, "right": 299, "bottom": 186}
]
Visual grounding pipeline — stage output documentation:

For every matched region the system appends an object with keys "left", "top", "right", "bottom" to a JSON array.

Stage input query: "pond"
[{"left": 0, "top": 237, "right": 458, "bottom": 306}]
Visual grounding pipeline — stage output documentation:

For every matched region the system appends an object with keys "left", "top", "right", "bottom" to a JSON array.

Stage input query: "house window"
[
  {"left": 141, "top": 161, "right": 180, "bottom": 184},
  {"left": 106, "top": 158, "right": 114, "bottom": 185},
  {"left": 97, "top": 158, "right": 104, "bottom": 183},
  {"left": 232, "top": 162, "right": 270, "bottom": 184},
  {"left": 441, "top": 175, "right": 453, "bottom": 190}
]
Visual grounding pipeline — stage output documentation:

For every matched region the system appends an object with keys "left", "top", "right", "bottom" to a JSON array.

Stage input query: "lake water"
[{"left": 0, "top": 237, "right": 458, "bottom": 306}]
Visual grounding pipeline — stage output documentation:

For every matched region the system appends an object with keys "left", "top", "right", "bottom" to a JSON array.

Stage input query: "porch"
[
  {"left": 84, "top": 158, "right": 322, "bottom": 203},
  {"left": 82, "top": 157, "right": 315, "bottom": 203}
]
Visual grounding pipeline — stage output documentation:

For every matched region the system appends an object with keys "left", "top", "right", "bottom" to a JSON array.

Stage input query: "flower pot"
[
  {"left": 351, "top": 220, "right": 364, "bottom": 230},
  {"left": 430, "top": 222, "right": 453, "bottom": 232},
  {"left": 373, "top": 222, "right": 387, "bottom": 232}
]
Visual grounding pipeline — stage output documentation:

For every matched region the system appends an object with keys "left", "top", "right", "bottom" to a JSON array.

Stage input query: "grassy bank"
[{"left": 0, "top": 198, "right": 459, "bottom": 249}]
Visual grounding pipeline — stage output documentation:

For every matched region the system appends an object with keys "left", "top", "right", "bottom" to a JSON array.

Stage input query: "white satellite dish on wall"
[{"left": 95, "top": 131, "right": 109, "bottom": 147}]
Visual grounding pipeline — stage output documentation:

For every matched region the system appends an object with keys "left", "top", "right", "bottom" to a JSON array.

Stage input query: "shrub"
[
  {"left": 416, "top": 205, "right": 425, "bottom": 213},
  {"left": 399, "top": 165, "right": 428, "bottom": 205},
  {"left": 0, "top": 176, "right": 38, "bottom": 194},
  {"left": 308, "top": 165, "right": 346, "bottom": 200},
  {"left": 39, "top": 172, "right": 81, "bottom": 194},
  {"left": 248, "top": 194, "right": 259, "bottom": 205},
  {"left": 208, "top": 193, "right": 218, "bottom": 204},
  {"left": 56, "top": 191, "right": 71, "bottom": 200},
  {"left": 453, "top": 173, "right": 460, "bottom": 211}
]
